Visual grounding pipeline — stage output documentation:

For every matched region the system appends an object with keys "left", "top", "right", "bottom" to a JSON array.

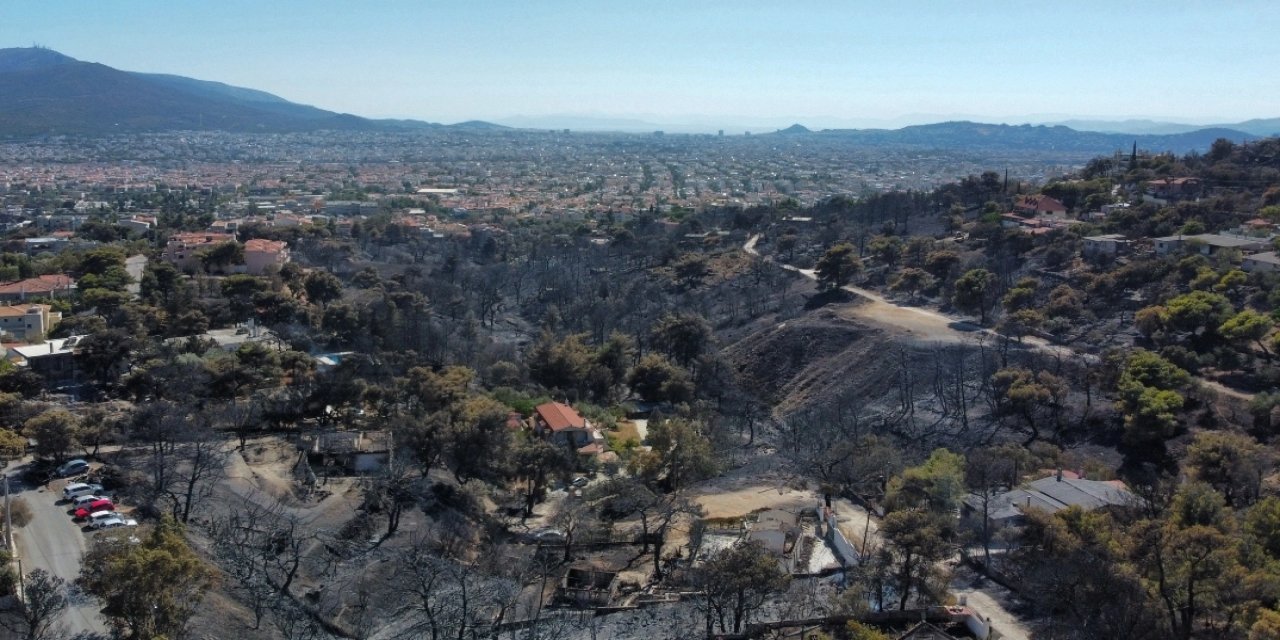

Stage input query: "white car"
[
  {"left": 86, "top": 511, "right": 119, "bottom": 528},
  {"left": 62, "top": 483, "right": 104, "bottom": 500},
  {"left": 93, "top": 515, "right": 138, "bottom": 530}
]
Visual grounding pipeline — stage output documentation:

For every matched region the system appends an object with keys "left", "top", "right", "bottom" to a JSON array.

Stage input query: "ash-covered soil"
[{"left": 723, "top": 307, "right": 948, "bottom": 416}]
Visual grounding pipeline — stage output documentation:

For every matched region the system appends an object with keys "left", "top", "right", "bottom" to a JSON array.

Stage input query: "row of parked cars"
[{"left": 59, "top": 460, "right": 137, "bottom": 531}]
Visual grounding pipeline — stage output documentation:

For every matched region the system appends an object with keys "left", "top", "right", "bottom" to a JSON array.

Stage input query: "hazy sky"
[{"left": 5, "top": 0, "right": 1279, "bottom": 127}]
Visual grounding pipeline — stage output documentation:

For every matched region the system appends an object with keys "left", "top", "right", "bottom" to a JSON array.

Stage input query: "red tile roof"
[
  {"left": 244, "top": 238, "right": 288, "bottom": 253},
  {"left": 0, "top": 275, "right": 75, "bottom": 296},
  {"left": 168, "top": 232, "right": 236, "bottom": 246},
  {"left": 1015, "top": 194, "right": 1067, "bottom": 213},
  {"left": 535, "top": 402, "right": 586, "bottom": 432}
]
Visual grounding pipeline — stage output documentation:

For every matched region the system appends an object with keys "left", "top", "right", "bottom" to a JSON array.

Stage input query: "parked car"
[
  {"left": 74, "top": 499, "right": 114, "bottom": 520},
  {"left": 571, "top": 476, "right": 590, "bottom": 488},
  {"left": 55, "top": 459, "right": 90, "bottom": 477},
  {"left": 94, "top": 515, "right": 138, "bottom": 530},
  {"left": 86, "top": 511, "right": 120, "bottom": 528},
  {"left": 62, "top": 483, "right": 105, "bottom": 500},
  {"left": 70, "top": 494, "right": 104, "bottom": 509},
  {"left": 528, "top": 528, "right": 566, "bottom": 543}
]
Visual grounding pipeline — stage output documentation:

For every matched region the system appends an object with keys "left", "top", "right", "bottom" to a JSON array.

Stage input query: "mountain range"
[
  {"left": 0, "top": 47, "right": 1269, "bottom": 155},
  {"left": 791, "top": 121, "right": 1257, "bottom": 155},
  {"left": 1040, "top": 117, "right": 1280, "bottom": 137},
  {"left": 0, "top": 47, "right": 464, "bottom": 136}
]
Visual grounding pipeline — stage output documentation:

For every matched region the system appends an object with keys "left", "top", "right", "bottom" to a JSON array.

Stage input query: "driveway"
[
  {"left": 950, "top": 564, "right": 1033, "bottom": 640},
  {"left": 9, "top": 468, "right": 108, "bottom": 636}
]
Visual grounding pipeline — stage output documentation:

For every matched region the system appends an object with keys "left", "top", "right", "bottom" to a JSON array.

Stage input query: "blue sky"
[{"left": 5, "top": 0, "right": 1278, "bottom": 127}]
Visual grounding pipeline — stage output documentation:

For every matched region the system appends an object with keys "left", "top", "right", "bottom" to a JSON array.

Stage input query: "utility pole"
[{"left": 4, "top": 475, "right": 12, "bottom": 551}]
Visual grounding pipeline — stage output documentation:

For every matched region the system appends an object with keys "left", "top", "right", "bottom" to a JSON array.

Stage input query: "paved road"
[
  {"left": 125, "top": 254, "right": 147, "bottom": 299},
  {"left": 10, "top": 469, "right": 108, "bottom": 636}
]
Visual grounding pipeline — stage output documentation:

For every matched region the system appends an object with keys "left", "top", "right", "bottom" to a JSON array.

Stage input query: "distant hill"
[
  {"left": 809, "top": 121, "right": 1256, "bottom": 154},
  {"left": 1225, "top": 118, "right": 1280, "bottom": 137},
  {"left": 1044, "top": 117, "right": 1280, "bottom": 138},
  {"left": 448, "top": 120, "right": 512, "bottom": 131},
  {"left": 1045, "top": 119, "right": 1206, "bottom": 135},
  {"left": 777, "top": 124, "right": 811, "bottom": 134},
  {"left": 0, "top": 47, "right": 434, "bottom": 136}
]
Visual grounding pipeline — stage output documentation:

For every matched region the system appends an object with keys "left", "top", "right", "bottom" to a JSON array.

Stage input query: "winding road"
[
  {"left": 745, "top": 234, "right": 1086, "bottom": 360},
  {"left": 745, "top": 234, "right": 1039, "bottom": 639}
]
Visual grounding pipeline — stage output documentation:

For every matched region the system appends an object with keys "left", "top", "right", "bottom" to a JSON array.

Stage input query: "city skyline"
[{"left": 6, "top": 0, "right": 1279, "bottom": 128}]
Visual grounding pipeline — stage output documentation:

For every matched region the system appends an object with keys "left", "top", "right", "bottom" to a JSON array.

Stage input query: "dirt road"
[
  {"left": 950, "top": 564, "right": 1033, "bottom": 640},
  {"left": 10, "top": 470, "right": 108, "bottom": 636},
  {"left": 744, "top": 234, "right": 1084, "bottom": 359}
]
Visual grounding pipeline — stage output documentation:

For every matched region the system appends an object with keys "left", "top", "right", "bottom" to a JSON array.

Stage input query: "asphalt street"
[{"left": 9, "top": 468, "right": 109, "bottom": 637}]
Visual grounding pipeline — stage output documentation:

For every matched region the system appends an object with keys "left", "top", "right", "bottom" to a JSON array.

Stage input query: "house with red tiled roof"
[
  {"left": 0, "top": 275, "right": 75, "bottom": 303},
  {"left": 243, "top": 238, "right": 290, "bottom": 275},
  {"left": 534, "top": 401, "right": 603, "bottom": 452},
  {"left": 161, "top": 232, "right": 237, "bottom": 271},
  {"left": 1013, "top": 194, "right": 1068, "bottom": 217},
  {"left": 1147, "top": 177, "right": 1201, "bottom": 201},
  {"left": 0, "top": 304, "right": 60, "bottom": 341}
]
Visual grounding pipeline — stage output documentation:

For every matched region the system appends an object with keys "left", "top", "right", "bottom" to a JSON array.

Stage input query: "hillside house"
[
  {"left": 0, "top": 304, "right": 60, "bottom": 342},
  {"left": 0, "top": 275, "right": 75, "bottom": 303},
  {"left": 161, "top": 232, "right": 236, "bottom": 271},
  {"left": 1082, "top": 234, "right": 1131, "bottom": 257},
  {"left": 1244, "top": 251, "right": 1280, "bottom": 273},
  {"left": 998, "top": 213, "right": 1061, "bottom": 235},
  {"left": 243, "top": 238, "right": 290, "bottom": 275},
  {"left": 534, "top": 402, "right": 604, "bottom": 453},
  {"left": 962, "top": 472, "right": 1132, "bottom": 531},
  {"left": 299, "top": 430, "right": 391, "bottom": 473},
  {"left": 1013, "top": 194, "right": 1068, "bottom": 217},
  {"left": 557, "top": 568, "right": 618, "bottom": 608},
  {"left": 1154, "top": 233, "right": 1269, "bottom": 256},
  {"left": 1147, "top": 177, "right": 1201, "bottom": 201},
  {"left": 10, "top": 335, "right": 86, "bottom": 383}
]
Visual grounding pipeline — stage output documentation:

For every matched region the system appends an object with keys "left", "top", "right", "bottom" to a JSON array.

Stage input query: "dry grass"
[{"left": 609, "top": 421, "right": 643, "bottom": 446}]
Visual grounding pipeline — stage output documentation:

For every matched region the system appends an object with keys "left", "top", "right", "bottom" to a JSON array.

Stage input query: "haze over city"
[{"left": 7, "top": 0, "right": 1279, "bottom": 130}]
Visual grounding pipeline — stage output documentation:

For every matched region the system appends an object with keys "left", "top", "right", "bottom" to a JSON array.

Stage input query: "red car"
[{"left": 74, "top": 499, "right": 114, "bottom": 520}]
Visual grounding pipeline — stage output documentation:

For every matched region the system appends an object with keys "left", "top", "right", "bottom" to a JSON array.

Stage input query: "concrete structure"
[
  {"left": 10, "top": 335, "right": 86, "bottom": 382},
  {"left": 1154, "top": 233, "right": 1269, "bottom": 256},
  {"left": 167, "top": 322, "right": 284, "bottom": 352},
  {"left": 0, "top": 304, "right": 60, "bottom": 341},
  {"left": 242, "top": 238, "right": 290, "bottom": 275},
  {"left": 0, "top": 275, "right": 75, "bottom": 303},
  {"left": 1082, "top": 234, "right": 1131, "bottom": 257},
  {"left": 1243, "top": 251, "right": 1280, "bottom": 273},
  {"left": 299, "top": 430, "right": 391, "bottom": 473},
  {"left": 23, "top": 237, "right": 72, "bottom": 254},
  {"left": 118, "top": 215, "right": 156, "bottom": 234}
]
